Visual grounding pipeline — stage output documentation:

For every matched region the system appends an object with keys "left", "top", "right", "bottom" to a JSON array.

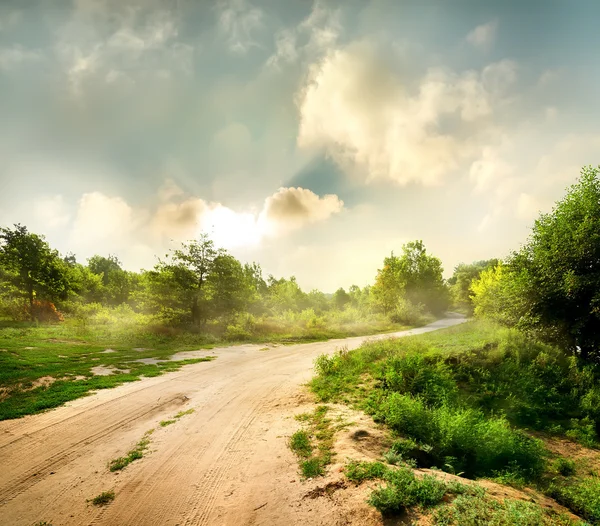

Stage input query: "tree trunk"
[
  {"left": 191, "top": 295, "right": 199, "bottom": 326},
  {"left": 29, "top": 285, "right": 34, "bottom": 322}
]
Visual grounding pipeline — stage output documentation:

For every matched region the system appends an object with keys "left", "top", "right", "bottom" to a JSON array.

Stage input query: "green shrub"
[
  {"left": 368, "top": 465, "right": 448, "bottom": 515},
  {"left": 300, "top": 458, "right": 324, "bottom": 478},
  {"left": 554, "top": 457, "right": 576, "bottom": 477},
  {"left": 344, "top": 460, "right": 387, "bottom": 482}
]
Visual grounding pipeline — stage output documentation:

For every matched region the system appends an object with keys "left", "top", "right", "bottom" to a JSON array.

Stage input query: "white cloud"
[
  {"left": 516, "top": 193, "right": 542, "bottom": 221},
  {"left": 466, "top": 21, "right": 497, "bottom": 49},
  {"left": 297, "top": 40, "right": 515, "bottom": 185},
  {"left": 217, "top": 0, "right": 263, "bottom": 55}
]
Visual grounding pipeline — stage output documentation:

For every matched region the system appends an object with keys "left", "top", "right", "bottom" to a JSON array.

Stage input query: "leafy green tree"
[
  {"left": 397, "top": 241, "right": 449, "bottom": 314},
  {"left": 449, "top": 259, "right": 499, "bottom": 313},
  {"left": 509, "top": 165, "right": 600, "bottom": 362},
  {"left": 87, "top": 255, "right": 132, "bottom": 305},
  {"left": 266, "top": 276, "right": 308, "bottom": 313},
  {"left": 333, "top": 287, "right": 351, "bottom": 310},
  {"left": 372, "top": 253, "right": 405, "bottom": 314},
  {"left": 207, "top": 253, "right": 252, "bottom": 319},
  {"left": 0, "top": 224, "right": 71, "bottom": 320},
  {"left": 153, "top": 234, "right": 219, "bottom": 325}
]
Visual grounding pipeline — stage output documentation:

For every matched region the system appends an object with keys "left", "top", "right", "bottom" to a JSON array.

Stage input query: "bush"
[{"left": 368, "top": 465, "right": 449, "bottom": 515}]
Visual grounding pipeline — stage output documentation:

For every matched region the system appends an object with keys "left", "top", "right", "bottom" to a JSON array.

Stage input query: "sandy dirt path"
[{"left": 0, "top": 316, "right": 465, "bottom": 526}]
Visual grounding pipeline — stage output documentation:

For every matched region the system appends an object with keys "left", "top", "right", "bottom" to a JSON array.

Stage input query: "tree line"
[{"left": 0, "top": 225, "right": 451, "bottom": 328}]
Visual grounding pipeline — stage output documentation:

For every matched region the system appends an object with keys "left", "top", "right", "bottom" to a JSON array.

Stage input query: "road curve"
[{"left": 0, "top": 316, "right": 465, "bottom": 526}]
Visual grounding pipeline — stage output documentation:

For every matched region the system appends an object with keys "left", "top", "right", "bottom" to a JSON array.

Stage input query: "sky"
[{"left": 1, "top": 0, "right": 599, "bottom": 292}]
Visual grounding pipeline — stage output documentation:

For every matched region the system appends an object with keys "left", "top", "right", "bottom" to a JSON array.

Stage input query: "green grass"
[
  {"left": 343, "top": 461, "right": 470, "bottom": 515},
  {"left": 0, "top": 321, "right": 217, "bottom": 420},
  {"left": 159, "top": 419, "right": 176, "bottom": 427},
  {"left": 289, "top": 430, "right": 313, "bottom": 458},
  {"left": 309, "top": 320, "right": 600, "bottom": 523},
  {"left": 0, "top": 310, "right": 426, "bottom": 420},
  {"left": 90, "top": 490, "right": 115, "bottom": 506},
  {"left": 289, "top": 406, "right": 336, "bottom": 478},
  {"left": 547, "top": 477, "right": 600, "bottom": 523},
  {"left": 433, "top": 492, "right": 583, "bottom": 526},
  {"left": 108, "top": 431, "right": 152, "bottom": 472}
]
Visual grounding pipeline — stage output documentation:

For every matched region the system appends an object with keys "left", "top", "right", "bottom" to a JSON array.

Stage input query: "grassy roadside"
[
  {"left": 309, "top": 320, "right": 600, "bottom": 524},
  {"left": 0, "top": 316, "right": 424, "bottom": 421}
]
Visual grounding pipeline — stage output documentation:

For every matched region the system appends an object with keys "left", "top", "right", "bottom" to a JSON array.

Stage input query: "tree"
[
  {"left": 333, "top": 287, "right": 351, "bottom": 310},
  {"left": 372, "top": 253, "right": 404, "bottom": 314},
  {"left": 87, "top": 255, "right": 132, "bottom": 305},
  {"left": 153, "top": 234, "right": 219, "bottom": 325},
  {"left": 449, "top": 259, "right": 499, "bottom": 313},
  {"left": 0, "top": 224, "right": 71, "bottom": 320},
  {"left": 508, "top": 165, "right": 600, "bottom": 362},
  {"left": 207, "top": 253, "right": 252, "bottom": 319}
]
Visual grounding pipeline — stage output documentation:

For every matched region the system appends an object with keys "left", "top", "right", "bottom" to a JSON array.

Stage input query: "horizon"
[{"left": 2, "top": 0, "right": 599, "bottom": 291}]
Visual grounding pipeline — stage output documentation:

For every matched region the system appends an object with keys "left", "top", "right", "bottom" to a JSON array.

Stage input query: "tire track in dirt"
[{"left": 0, "top": 393, "right": 188, "bottom": 506}]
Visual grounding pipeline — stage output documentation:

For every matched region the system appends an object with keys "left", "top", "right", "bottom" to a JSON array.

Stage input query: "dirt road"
[{"left": 0, "top": 316, "right": 465, "bottom": 526}]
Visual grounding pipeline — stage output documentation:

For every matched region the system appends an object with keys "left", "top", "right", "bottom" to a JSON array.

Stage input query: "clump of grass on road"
[
  {"left": 289, "top": 405, "right": 335, "bottom": 478},
  {"left": 109, "top": 430, "right": 153, "bottom": 472},
  {"left": 90, "top": 490, "right": 115, "bottom": 506},
  {"left": 160, "top": 407, "right": 195, "bottom": 427}
]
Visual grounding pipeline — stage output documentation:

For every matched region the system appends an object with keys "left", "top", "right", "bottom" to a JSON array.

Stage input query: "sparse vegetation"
[
  {"left": 433, "top": 492, "right": 582, "bottom": 526},
  {"left": 109, "top": 431, "right": 152, "bottom": 472},
  {"left": 160, "top": 419, "right": 176, "bottom": 427},
  {"left": 90, "top": 490, "right": 115, "bottom": 506},
  {"left": 289, "top": 405, "right": 336, "bottom": 478}
]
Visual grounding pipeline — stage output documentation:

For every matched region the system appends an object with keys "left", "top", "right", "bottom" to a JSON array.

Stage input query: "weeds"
[
  {"left": 433, "top": 492, "right": 580, "bottom": 526},
  {"left": 160, "top": 419, "right": 176, "bottom": 427},
  {"left": 90, "top": 490, "right": 115, "bottom": 506},
  {"left": 109, "top": 431, "right": 152, "bottom": 472},
  {"left": 546, "top": 477, "right": 600, "bottom": 523},
  {"left": 289, "top": 406, "right": 335, "bottom": 478}
]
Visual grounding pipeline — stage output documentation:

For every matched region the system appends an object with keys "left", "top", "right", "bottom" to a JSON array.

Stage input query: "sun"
[{"left": 200, "top": 205, "right": 263, "bottom": 249}]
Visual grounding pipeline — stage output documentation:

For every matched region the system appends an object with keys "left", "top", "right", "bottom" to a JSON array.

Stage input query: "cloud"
[
  {"left": 297, "top": 40, "right": 516, "bottom": 185},
  {"left": 260, "top": 187, "right": 344, "bottom": 233},
  {"left": 466, "top": 21, "right": 497, "bottom": 49},
  {"left": 0, "top": 45, "right": 41, "bottom": 70},
  {"left": 266, "top": 1, "right": 340, "bottom": 69},
  {"left": 58, "top": 182, "right": 343, "bottom": 269},
  {"left": 56, "top": 7, "right": 193, "bottom": 101},
  {"left": 217, "top": 0, "right": 263, "bottom": 55}
]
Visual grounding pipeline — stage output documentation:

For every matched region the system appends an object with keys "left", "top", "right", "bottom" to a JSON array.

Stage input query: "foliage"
[
  {"left": 372, "top": 240, "right": 450, "bottom": 316},
  {"left": 109, "top": 432, "right": 152, "bottom": 471},
  {"left": 433, "top": 492, "right": 581, "bottom": 526},
  {"left": 547, "top": 477, "right": 600, "bottom": 523},
  {"left": 448, "top": 259, "right": 499, "bottom": 314},
  {"left": 288, "top": 406, "right": 335, "bottom": 479},
  {"left": 0, "top": 224, "right": 73, "bottom": 320},
  {"left": 90, "top": 490, "right": 115, "bottom": 506},
  {"left": 472, "top": 166, "right": 600, "bottom": 365}
]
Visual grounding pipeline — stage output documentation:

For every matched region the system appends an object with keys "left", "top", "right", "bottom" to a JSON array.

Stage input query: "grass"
[
  {"left": 90, "top": 490, "right": 115, "bottom": 506},
  {"left": 289, "top": 405, "right": 336, "bottom": 478},
  {"left": 432, "top": 492, "right": 583, "bottom": 526},
  {"left": 309, "top": 320, "right": 600, "bottom": 523},
  {"left": 547, "top": 477, "right": 600, "bottom": 523},
  {"left": 108, "top": 430, "right": 152, "bottom": 472},
  {"left": 0, "top": 320, "right": 217, "bottom": 420},
  {"left": 343, "top": 461, "right": 470, "bottom": 515},
  {"left": 160, "top": 419, "right": 176, "bottom": 427},
  {"left": 0, "top": 308, "right": 426, "bottom": 420},
  {"left": 160, "top": 408, "right": 196, "bottom": 427}
]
